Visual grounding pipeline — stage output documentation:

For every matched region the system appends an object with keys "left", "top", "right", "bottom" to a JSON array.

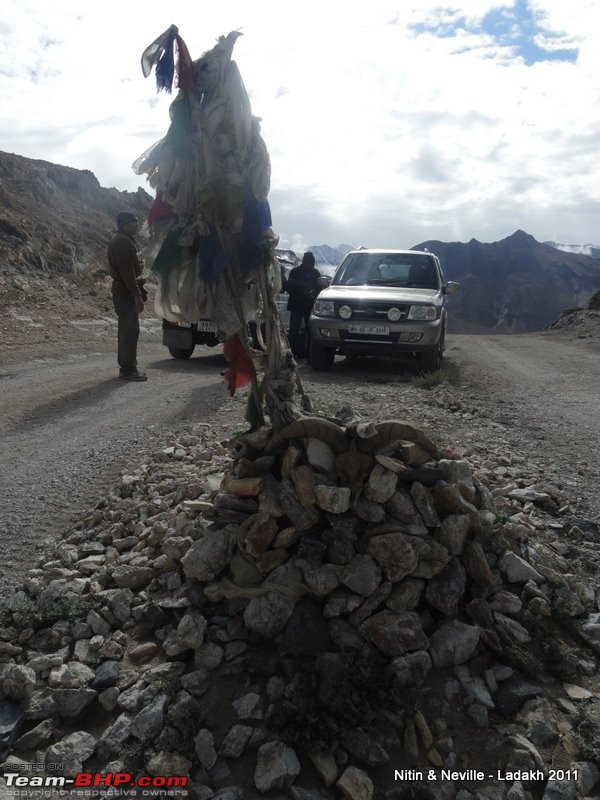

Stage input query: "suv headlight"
[
  {"left": 313, "top": 299, "right": 335, "bottom": 317},
  {"left": 408, "top": 304, "right": 438, "bottom": 320}
]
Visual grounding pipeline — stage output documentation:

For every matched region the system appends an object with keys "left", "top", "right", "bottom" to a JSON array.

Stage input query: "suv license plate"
[
  {"left": 348, "top": 323, "right": 390, "bottom": 336},
  {"left": 197, "top": 321, "right": 216, "bottom": 332}
]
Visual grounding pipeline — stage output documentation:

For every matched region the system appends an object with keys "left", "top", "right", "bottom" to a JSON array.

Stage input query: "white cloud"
[
  {"left": 1, "top": 0, "right": 599, "bottom": 248},
  {"left": 554, "top": 243, "right": 594, "bottom": 255}
]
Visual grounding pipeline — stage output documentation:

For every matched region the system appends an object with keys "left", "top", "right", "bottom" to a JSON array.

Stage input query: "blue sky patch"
[{"left": 410, "top": 0, "right": 578, "bottom": 65}]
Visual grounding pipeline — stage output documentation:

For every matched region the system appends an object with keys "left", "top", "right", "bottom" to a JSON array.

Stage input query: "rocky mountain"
[
  {"left": 0, "top": 151, "right": 151, "bottom": 275},
  {"left": 308, "top": 244, "right": 354, "bottom": 276},
  {"left": 414, "top": 230, "right": 600, "bottom": 333},
  {"left": 3, "top": 150, "right": 600, "bottom": 335}
]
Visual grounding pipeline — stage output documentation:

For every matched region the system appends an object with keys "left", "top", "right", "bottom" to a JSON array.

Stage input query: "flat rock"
[
  {"left": 562, "top": 683, "right": 593, "bottom": 700},
  {"left": 244, "top": 513, "right": 279, "bottom": 556},
  {"left": 131, "top": 692, "right": 169, "bottom": 742},
  {"left": 53, "top": 688, "right": 97, "bottom": 718},
  {"left": 336, "top": 765, "right": 373, "bottom": 800},
  {"left": 254, "top": 741, "right": 301, "bottom": 792},
  {"left": 308, "top": 750, "right": 338, "bottom": 786},
  {"left": 315, "top": 485, "right": 351, "bottom": 514},
  {"left": 13, "top": 718, "right": 54, "bottom": 750},
  {"left": 2, "top": 664, "right": 36, "bottom": 702},
  {"left": 364, "top": 464, "right": 397, "bottom": 504},
  {"left": 279, "top": 478, "right": 322, "bottom": 530},
  {"left": 436, "top": 514, "right": 471, "bottom": 555},
  {"left": 367, "top": 533, "right": 418, "bottom": 581},
  {"left": 386, "top": 578, "right": 424, "bottom": 612},
  {"left": 341, "top": 728, "right": 389, "bottom": 766},
  {"left": 340, "top": 555, "right": 382, "bottom": 597},
  {"left": 362, "top": 611, "right": 428, "bottom": 656},
  {"left": 244, "top": 591, "right": 297, "bottom": 638},
  {"left": 181, "top": 527, "right": 236, "bottom": 581},
  {"left": 494, "top": 676, "right": 543, "bottom": 718},
  {"left": 498, "top": 552, "right": 544, "bottom": 584},
  {"left": 385, "top": 486, "right": 418, "bottom": 521},
  {"left": 176, "top": 611, "right": 208, "bottom": 650},
  {"left": 91, "top": 660, "right": 120, "bottom": 689},
  {"left": 111, "top": 565, "right": 154, "bottom": 589},
  {"left": 46, "top": 730, "right": 96, "bottom": 777},
  {"left": 410, "top": 481, "right": 441, "bottom": 527},
  {"left": 195, "top": 728, "right": 217, "bottom": 768},
  {"left": 219, "top": 724, "right": 253, "bottom": 759},
  {"left": 463, "top": 541, "right": 496, "bottom": 587},
  {"left": 429, "top": 620, "right": 480, "bottom": 666},
  {"left": 391, "top": 650, "right": 432, "bottom": 686},
  {"left": 425, "top": 557, "right": 466, "bottom": 616}
]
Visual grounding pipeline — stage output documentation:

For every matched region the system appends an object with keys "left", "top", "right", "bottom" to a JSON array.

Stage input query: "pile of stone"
[
  {"left": 0, "top": 417, "right": 599, "bottom": 800},
  {"left": 544, "top": 306, "right": 600, "bottom": 335}
]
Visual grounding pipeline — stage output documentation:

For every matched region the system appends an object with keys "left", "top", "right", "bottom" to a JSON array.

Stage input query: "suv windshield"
[{"left": 332, "top": 252, "right": 440, "bottom": 290}]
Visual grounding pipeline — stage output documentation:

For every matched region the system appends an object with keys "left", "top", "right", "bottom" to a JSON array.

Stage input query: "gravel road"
[
  {"left": 452, "top": 332, "right": 600, "bottom": 460},
  {"left": 1, "top": 328, "right": 599, "bottom": 590},
  {"left": 0, "top": 340, "right": 236, "bottom": 589}
]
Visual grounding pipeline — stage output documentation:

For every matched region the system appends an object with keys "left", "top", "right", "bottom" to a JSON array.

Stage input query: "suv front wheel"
[
  {"left": 418, "top": 329, "right": 445, "bottom": 373},
  {"left": 309, "top": 341, "right": 335, "bottom": 371}
]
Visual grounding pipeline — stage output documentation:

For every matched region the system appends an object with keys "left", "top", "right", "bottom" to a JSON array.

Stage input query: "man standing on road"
[
  {"left": 285, "top": 251, "right": 321, "bottom": 358},
  {"left": 107, "top": 211, "right": 148, "bottom": 381}
]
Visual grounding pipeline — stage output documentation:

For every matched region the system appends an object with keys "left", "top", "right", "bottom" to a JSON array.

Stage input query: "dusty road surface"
[
  {"left": 449, "top": 331, "right": 600, "bottom": 462},
  {"left": 1, "top": 326, "right": 599, "bottom": 590},
  {"left": 0, "top": 338, "right": 236, "bottom": 589}
]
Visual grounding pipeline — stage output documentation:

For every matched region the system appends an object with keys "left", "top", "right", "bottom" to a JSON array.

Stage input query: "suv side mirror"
[{"left": 443, "top": 281, "right": 460, "bottom": 294}]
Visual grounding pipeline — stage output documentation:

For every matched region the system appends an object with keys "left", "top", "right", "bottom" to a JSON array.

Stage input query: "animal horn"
[
  {"left": 276, "top": 417, "right": 349, "bottom": 454},
  {"left": 356, "top": 420, "right": 439, "bottom": 457}
]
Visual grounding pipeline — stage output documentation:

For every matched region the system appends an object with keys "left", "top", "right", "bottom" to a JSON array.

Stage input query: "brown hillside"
[{"left": 0, "top": 150, "right": 151, "bottom": 274}]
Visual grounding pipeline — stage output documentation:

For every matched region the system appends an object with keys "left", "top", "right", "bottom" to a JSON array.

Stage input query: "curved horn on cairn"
[
  {"left": 276, "top": 417, "right": 349, "bottom": 455},
  {"left": 356, "top": 420, "right": 439, "bottom": 458}
]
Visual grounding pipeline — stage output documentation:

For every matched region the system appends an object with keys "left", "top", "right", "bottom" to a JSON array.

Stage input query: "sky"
[{"left": 1, "top": 0, "right": 599, "bottom": 252}]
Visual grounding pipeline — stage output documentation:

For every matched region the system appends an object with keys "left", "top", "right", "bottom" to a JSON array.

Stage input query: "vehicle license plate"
[
  {"left": 348, "top": 323, "right": 390, "bottom": 336},
  {"left": 197, "top": 321, "right": 216, "bottom": 332}
]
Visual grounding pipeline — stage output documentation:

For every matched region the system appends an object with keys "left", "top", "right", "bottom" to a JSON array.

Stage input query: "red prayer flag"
[
  {"left": 147, "top": 191, "right": 175, "bottom": 225},
  {"left": 223, "top": 333, "right": 256, "bottom": 396},
  {"left": 175, "top": 35, "right": 194, "bottom": 90}
]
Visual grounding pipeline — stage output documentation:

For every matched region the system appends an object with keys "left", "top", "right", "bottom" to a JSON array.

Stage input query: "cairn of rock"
[{"left": 1, "top": 417, "right": 599, "bottom": 800}]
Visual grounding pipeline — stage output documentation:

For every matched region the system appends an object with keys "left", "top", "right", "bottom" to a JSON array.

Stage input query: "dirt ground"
[
  {"left": 1, "top": 268, "right": 600, "bottom": 589},
  {"left": 1, "top": 270, "right": 600, "bottom": 799}
]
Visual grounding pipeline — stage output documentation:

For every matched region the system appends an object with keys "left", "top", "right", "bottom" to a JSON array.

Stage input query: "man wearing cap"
[{"left": 107, "top": 212, "right": 147, "bottom": 381}]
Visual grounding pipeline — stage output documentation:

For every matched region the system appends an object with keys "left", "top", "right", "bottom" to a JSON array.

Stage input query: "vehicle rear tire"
[
  {"left": 168, "top": 346, "right": 195, "bottom": 359},
  {"left": 309, "top": 341, "right": 335, "bottom": 371}
]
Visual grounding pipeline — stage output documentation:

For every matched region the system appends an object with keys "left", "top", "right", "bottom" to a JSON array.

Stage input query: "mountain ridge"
[
  {"left": 413, "top": 230, "right": 600, "bottom": 332},
  {"left": 0, "top": 150, "right": 151, "bottom": 274},
  {"left": 1, "top": 150, "right": 599, "bottom": 333}
]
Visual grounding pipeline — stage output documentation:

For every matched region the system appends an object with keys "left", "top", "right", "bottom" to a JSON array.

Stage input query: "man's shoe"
[{"left": 120, "top": 371, "right": 147, "bottom": 381}]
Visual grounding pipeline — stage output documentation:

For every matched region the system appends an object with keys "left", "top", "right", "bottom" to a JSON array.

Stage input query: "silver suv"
[{"left": 308, "top": 249, "right": 459, "bottom": 371}]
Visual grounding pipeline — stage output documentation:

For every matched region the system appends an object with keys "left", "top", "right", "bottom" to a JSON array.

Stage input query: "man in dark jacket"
[
  {"left": 107, "top": 211, "right": 147, "bottom": 381},
  {"left": 285, "top": 251, "right": 321, "bottom": 358}
]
